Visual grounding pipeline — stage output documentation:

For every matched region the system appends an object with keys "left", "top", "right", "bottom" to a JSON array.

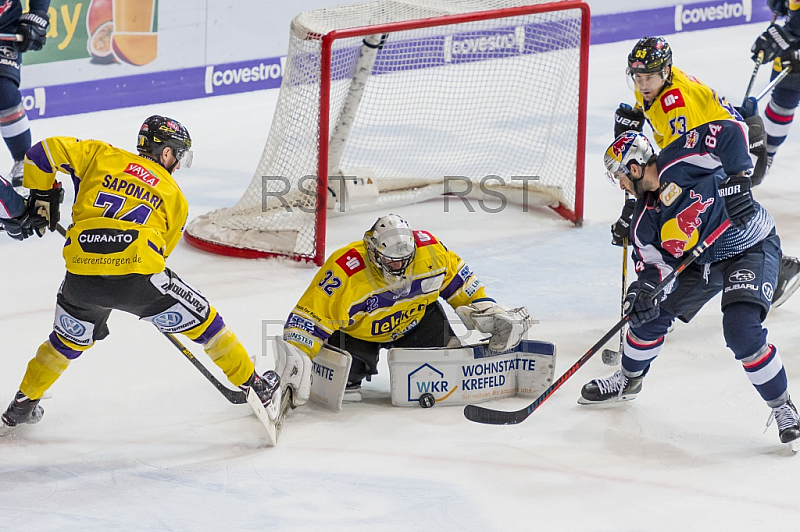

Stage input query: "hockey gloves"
[
  {"left": 623, "top": 280, "right": 661, "bottom": 327},
  {"left": 611, "top": 197, "right": 636, "bottom": 247},
  {"left": 1, "top": 209, "right": 46, "bottom": 241},
  {"left": 17, "top": 12, "right": 49, "bottom": 53},
  {"left": 752, "top": 24, "right": 795, "bottom": 64},
  {"left": 719, "top": 175, "right": 756, "bottom": 230},
  {"left": 613, "top": 103, "right": 645, "bottom": 139},
  {"left": 28, "top": 184, "right": 64, "bottom": 235},
  {"left": 768, "top": 0, "right": 789, "bottom": 17},
  {"left": 456, "top": 301, "right": 533, "bottom": 353}
]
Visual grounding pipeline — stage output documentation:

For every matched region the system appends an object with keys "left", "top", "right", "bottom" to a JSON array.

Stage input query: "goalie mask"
[
  {"left": 364, "top": 214, "right": 416, "bottom": 292},
  {"left": 137, "top": 115, "right": 193, "bottom": 172},
  {"left": 604, "top": 131, "right": 655, "bottom": 196}
]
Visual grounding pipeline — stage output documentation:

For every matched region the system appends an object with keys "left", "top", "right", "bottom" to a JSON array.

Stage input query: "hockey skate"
[
  {"left": 773, "top": 255, "right": 800, "bottom": 308},
  {"left": 0, "top": 391, "right": 44, "bottom": 435},
  {"left": 768, "top": 399, "right": 800, "bottom": 452},
  {"left": 343, "top": 382, "right": 362, "bottom": 403},
  {"left": 578, "top": 370, "right": 643, "bottom": 405},
  {"left": 9, "top": 159, "right": 24, "bottom": 189}
]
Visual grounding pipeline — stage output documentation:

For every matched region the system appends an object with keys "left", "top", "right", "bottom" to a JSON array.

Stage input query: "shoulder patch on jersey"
[
  {"left": 335, "top": 248, "right": 366, "bottom": 276},
  {"left": 413, "top": 230, "right": 438, "bottom": 247},
  {"left": 124, "top": 162, "right": 160, "bottom": 187},
  {"left": 660, "top": 88, "right": 685, "bottom": 113},
  {"left": 684, "top": 130, "right": 699, "bottom": 149},
  {"left": 660, "top": 182, "right": 682, "bottom": 206}
]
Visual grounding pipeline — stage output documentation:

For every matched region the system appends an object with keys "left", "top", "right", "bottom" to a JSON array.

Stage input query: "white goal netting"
[{"left": 186, "top": 0, "right": 588, "bottom": 263}]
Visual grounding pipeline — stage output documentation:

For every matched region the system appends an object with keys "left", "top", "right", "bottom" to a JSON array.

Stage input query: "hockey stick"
[
  {"left": 755, "top": 64, "right": 792, "bottom": 102},
  {"left": 0, "top": 33, "right": 22, "bottom": 42},
  {"left": 464, "top": 219, "right": 732, "bottom": 425},
  {"left": 602, "top": 192, "right": 630, "bottom": 366},
  {"left": 55, "top": 223, "right": 247, "bottom": 404},
  {"left": 743, "top": 15, "right": 779, "bottom": 103}
]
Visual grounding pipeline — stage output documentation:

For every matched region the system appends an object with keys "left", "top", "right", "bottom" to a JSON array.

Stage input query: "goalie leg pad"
[
  {"left": 273, "top": 336, "right": 312, "bottom": 407},
  {"left": 309, "top": 344, "right": 352, "bottom": 411},
  {"left": 387, "top": 339, "right": 555, "bottom": 407}
]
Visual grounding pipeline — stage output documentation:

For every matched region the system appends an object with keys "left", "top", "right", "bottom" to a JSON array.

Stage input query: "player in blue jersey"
[
  {"left": 0, "top": 174, "right": 45, "bottom": 239},
  {"left": 0, "top": 0, "right": 50, "bottom": 187},
  {"left": 581, "top": 125, "right": 800, "bottom": 449}
]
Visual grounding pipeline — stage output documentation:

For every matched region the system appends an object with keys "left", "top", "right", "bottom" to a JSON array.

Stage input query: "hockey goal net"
[{"left": 185, "top": 0, "right": 589, "bottom": 265}]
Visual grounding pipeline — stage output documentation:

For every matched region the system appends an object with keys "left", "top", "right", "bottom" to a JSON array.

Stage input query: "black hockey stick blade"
[{"left": 464, "top": 220, "right": 731, "bottom": 426}]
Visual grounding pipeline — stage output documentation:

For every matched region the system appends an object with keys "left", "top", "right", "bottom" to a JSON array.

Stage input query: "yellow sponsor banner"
[{"left": 24, "top": 0, "right": 158, "bottom": 66}]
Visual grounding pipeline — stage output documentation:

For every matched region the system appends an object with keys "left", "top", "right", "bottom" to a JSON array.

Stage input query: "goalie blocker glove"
[
  {"left": 613, "top": 103, "right": 645, "bottom": 139},
  {"left": 718, "top": 175, "right": 756, "bottom": 230},
  {"left": 611, "top": 197, "right": 636, "bottom": 247},
  {"left": 456, "top": 300, "right": 533, "bottom": 353},
  {"left": 752, "top": 24, "right": 795, "bottom": 64}
]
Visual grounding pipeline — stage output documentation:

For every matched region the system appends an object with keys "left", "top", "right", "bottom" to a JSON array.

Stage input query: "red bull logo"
[
  {"left": 610, "top": 132, "right": 637, "bottom": 159},
  {"left": 660, "top": 190, "right": 714, "bottom": 257}
]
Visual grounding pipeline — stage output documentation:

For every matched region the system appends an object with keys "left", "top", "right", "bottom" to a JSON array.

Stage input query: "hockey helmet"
[
  {"left": 364, "top": 214, "right": 416, "bottom": 280},
  {"left": 137, "top": 115, "right": 193, "bottom": 169},
  {"left": 627, "top": 37, "right": 672, "bottom": 76},
  {"left": 604, "top": 131, "right": 655, "bottom": 184}
]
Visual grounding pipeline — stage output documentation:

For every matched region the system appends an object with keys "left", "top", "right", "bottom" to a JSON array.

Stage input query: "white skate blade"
[{"left": 577, "top": 393, "right": 638, "bottom": 406}]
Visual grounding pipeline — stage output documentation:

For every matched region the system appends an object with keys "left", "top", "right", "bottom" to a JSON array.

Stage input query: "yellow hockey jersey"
[
  {"left": 284, "top": 230, "right": 489, "bottom": 357},
  {"left": 635, "top": 66, "right": 737, "bottom": 149},
  {"left": 23, "top": 137, "right": 188, "bottom": 276}
]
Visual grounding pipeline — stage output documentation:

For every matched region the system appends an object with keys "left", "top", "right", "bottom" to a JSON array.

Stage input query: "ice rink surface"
[{"left": 2, "top": 22, "right": 800, "bottom": 532}]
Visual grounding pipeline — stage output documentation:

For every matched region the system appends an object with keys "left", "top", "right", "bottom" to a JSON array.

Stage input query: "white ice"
[{"left": 2, "top": 23, "right": 800, "bottom": 532}]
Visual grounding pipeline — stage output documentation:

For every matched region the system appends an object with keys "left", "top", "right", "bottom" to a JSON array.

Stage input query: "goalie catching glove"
[
  {"left": 273, "top": 337, "right": 312, "bottom": 407},
  {"left": 456, "top": 300, "right": 533, "bottom": 353}
]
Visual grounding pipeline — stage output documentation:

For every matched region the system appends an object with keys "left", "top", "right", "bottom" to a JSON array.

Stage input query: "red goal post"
[{"left": 185, "top": 0, "right": 590, "bottom": 265}]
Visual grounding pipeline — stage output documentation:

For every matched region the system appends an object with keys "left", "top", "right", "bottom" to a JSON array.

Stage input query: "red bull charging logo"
[{"left": 660, "top": 190, "right": 714, "bottom": 257}]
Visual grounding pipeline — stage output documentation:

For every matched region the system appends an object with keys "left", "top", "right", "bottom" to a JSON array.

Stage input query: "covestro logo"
[
  {"left": 204, "top": 57, "right": 286, "bottom": 94},
  {"left": 674, "top": 0, "right": 751, "bottom": 32}
]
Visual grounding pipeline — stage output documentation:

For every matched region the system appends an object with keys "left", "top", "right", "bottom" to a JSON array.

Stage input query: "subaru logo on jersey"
[
  {"left": 729, "top": 269, "right": 756, "bottom": 283},
  {"left": 0, "top": 46, "right": 17, "bottom": 60},
  {"left": 78, "top": 228, "right": 138, "bottom": 254},
  {"left": 152, "top": 311, "right": 183, "bottom": 328},
  {"left": 763, "top": 282, "right": 774, "bottom": 302},
  {"left": 59, "top": 315, "right": 87, "bottom": 337}
]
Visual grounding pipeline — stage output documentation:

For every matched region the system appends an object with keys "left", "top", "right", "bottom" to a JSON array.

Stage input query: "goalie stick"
[{"left": 464, "top": 220, "right": 731, "bottom": 425}]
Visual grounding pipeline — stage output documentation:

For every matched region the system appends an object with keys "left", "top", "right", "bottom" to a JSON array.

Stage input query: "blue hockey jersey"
[
  {"left": 629, "top": 120, "right": 775, "bottom": 287},
  {"left": 0, "top": 176, "right": 24, "bottom": 219}
]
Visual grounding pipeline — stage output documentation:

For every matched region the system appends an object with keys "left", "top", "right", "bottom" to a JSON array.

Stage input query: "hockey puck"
[{"left": 419, "top": 393, "right": 435, "bottom": 408}]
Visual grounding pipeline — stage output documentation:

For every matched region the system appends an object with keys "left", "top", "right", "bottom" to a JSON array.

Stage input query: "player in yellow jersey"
[
  {"left": 276, "top": 214, "right": 533, "bottom": 402},
  {"left": 1, "top": 115, "right": 279, "bottom": 434}
]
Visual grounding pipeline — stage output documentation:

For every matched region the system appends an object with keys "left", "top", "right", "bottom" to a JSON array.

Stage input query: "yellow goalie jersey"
[
  {"left": 635, "top": 66, "right": 737, "bottom": 149},
  {"left": 23, "top": 137, "right": 188, "bottom": 276},
  {"left": 284, "top": 230, "right": 489, "bottom": 357}
]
